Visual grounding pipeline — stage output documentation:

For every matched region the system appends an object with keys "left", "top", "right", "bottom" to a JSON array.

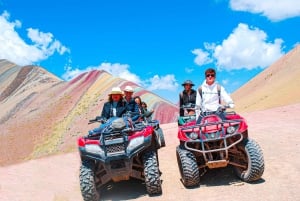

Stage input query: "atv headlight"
[
  {"left": 127, "top": 136, "right": 144, "bottom": 152},
  {"left": 85, "top": 144, "right": 104, "bottom": 156},
  {"left": 226, "top": 126, "right": 236, "bottom": 134},
  {"left": 188, "top": 132, "right": 198, "bottom": 140}
]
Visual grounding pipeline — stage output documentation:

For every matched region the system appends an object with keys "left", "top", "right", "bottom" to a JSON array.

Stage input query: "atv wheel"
[
  {"left": 79, "top": 160, "right": 100, "bottom": 201},
  {"left": 176, "top": 146, "right": 200, "bottom": 187},
  {"left": 234, "top": 138, "right": 265, "bottom": 182},
  {"left": 155, "top": 128, "right": 166, "bottom": 147},
  {"left": 142, "top": 150, "right": 162, "bottom": 195}
]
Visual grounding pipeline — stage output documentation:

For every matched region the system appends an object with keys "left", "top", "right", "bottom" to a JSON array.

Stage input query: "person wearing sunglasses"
[{"left": 195, "top": 68, "right": 234, "bottom": 123}]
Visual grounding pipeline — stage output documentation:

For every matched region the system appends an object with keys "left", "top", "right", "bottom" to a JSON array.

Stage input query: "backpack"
[{"left": 198, "top": 84, "right": 221, "bottom": 104}]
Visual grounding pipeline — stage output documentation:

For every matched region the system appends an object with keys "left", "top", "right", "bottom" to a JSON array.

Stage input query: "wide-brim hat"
[
  {"left": 182, "top": 80, "right": 194, "bottom": 86},
  {"left": 124, "top": 85, "right": 134, "bottom": 92},
  {"left": 109, "top": 87, "right": 123, "bottom": 95}
]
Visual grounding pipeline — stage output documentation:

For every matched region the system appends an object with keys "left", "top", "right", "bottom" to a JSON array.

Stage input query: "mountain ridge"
[
  {"left": 0, "top": 61, "right": 178, "bottom": 165},
  {"left": 232, "top": 44, "right": 300, "bottom": 112}
]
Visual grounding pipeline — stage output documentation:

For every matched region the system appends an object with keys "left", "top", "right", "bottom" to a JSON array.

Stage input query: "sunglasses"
[{"left": 206, "top": 74, "right": 215, "bottom": 78}]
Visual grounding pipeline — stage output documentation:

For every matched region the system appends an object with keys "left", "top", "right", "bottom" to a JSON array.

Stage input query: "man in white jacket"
[{"left": 195, "top": 68, "right": 234, "bottom": 123}]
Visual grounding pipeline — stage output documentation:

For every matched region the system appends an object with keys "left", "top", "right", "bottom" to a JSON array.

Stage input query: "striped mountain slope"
[{"left": 0, "top": 60, "right": 178, "bottom": 166}]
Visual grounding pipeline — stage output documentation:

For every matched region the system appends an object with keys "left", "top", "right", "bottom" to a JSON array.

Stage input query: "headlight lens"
[
  {"left": 85, "top": 144, "right": 104, "bottom": 156},
  {"left": 127, "top": 136, "right": 144, "bottom": 151},
  {"left": 226, "top": 126, "right": 236, "bottom": 134},
  {"left": 188, "top": 132, "right": 198, "bottom": 140}
]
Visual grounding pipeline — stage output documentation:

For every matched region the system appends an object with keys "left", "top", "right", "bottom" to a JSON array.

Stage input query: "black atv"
[{"left": 78, "top": 113, "right": 164, "bottom": 201}]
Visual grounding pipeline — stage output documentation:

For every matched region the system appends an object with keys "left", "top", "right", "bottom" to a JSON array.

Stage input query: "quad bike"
[
  {"left": 176, "top": 105, "right": 265, "bottom": 187},
  {"left": 78, "top": 112, "right": 164, "bottom": 201}
]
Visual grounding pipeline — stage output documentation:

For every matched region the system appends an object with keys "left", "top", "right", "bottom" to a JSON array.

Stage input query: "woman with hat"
[
  {"left": 179, "top": 80, "right": 197, "bottom": 116},
  {"left": 101, "top": 87, "right": 127, "bottom": 119},
  {"left": 89, "top": 87, "right": 127, "bottom": 135}
]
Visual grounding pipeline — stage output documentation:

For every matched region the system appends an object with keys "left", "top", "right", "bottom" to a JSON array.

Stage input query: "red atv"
[
  {"left": 177, "top": 105, "right": 264, "bottom": 187},
  {"left": 78, "top": 113, "right": 164, "bottom": 201}
]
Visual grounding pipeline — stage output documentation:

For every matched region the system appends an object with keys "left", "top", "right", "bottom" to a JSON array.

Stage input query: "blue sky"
[{"left": 1, "top": 0, "right": 300, "bottom": 104}]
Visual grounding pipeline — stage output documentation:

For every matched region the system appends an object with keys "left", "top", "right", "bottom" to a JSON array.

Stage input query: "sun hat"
[
  {"left": 124, "top": 85, "right": 134, "bottom": 92},
  {"left": 109, "top": 87, "right": 123, "bottom": 95},
  {"left": 181, "top": 80, "right": 195, "bottom": 86}
]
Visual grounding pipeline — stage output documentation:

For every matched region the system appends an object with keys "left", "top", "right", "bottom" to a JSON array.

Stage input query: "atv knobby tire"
[
  {"left": 142, "top": 150, "right": 162, "bottom": 195},
  {"left": 155, "top": 128, "right": 166, "bottom": 148},
  {"left": 176, "top": 146, "right": 200, "bottom": 187},
  {"left": 234, "top": 138, "right": 265, "bottom": 182},
  {"left": 79, "top": 160, "right": 100, "bottom": 201}
]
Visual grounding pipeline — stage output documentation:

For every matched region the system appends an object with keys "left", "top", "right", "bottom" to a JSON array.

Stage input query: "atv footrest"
[{"left": 206, "top": 160, "right": 228, "bottom": 168}]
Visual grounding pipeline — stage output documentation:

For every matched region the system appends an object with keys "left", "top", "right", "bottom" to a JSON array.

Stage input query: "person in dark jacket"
[
  {"left": 89, "top": 87, "right": 126, "bottom": 135},
  {"left": 179, "top": 80, "right": 197, "bottom": 116},
  {"left": 101, "top": 87, "right": 127, "bottom": 119},
  {"left": 123, "top": 85, "right": 140, "bottom": 121}
]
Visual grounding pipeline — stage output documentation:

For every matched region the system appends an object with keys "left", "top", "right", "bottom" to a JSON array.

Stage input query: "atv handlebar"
[
  {"left": 88, "top": 116, "right": 107, "bottom": 124},
  {"left": 216, "top": 105, "right": 230, "bottom": 113},
  {"left": 180, "top": 103, "right": 196, "bottom": 110}
]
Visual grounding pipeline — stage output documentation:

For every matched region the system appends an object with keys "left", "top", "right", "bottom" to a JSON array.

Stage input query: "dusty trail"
[{"left": 1, "top": 103, "right": 300, "bottom": 201}]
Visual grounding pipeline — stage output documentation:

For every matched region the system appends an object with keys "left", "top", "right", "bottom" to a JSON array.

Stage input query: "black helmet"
[{"left": 182, "top": 80, "right": 194, "bottom": 86}]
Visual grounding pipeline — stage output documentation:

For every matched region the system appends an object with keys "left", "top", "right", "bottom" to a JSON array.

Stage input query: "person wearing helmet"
[{"left": 179, "top": 80, "right": 197, "bottom": 116}]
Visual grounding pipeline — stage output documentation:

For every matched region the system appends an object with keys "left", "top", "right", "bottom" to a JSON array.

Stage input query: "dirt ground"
[{"left": 1, "top": 103, "right": 300, "bottom": 201}]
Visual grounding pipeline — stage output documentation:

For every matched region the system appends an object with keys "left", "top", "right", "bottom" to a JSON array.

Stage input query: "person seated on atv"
[
  {"left": 123, "top": 85, "right": 140, "bottom": 121},
  {"left": 195, "top": 68, "right": 234, "bottom": 124},
  {"left": 141, "top": 101, "right": 154, "bottom": 121},
  {"left": 179, "top": 80, "right": 197, "bottom": 116},
  {"left": 134, "top": 96, "right": 154, "bottom": 122},
  {"left": 89, "top": 87, "right": 127, "bottom": 135}
]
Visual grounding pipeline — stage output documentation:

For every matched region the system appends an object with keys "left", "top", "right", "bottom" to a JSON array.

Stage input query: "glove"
[
  {"left": 217, "top": 105, "right": 226, "bottom": 113},
  {"left": 96, "top": 116, "right": 102, "bottom": 120},
  {"left": 96, "top": 116, "right": 106, "bottom": 123},
  {"left": 228, "top": 103, "right": 235, "bottom": 109}
]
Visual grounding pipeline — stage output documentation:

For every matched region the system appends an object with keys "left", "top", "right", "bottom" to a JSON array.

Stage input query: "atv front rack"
[{"left": 181, "top": 120, "right": 244, "bottom": 167}]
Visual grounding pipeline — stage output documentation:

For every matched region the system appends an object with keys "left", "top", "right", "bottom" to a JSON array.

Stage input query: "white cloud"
[
  {"left": 62, "top": 62, "right": 141, "bottom": 84},
  {"left": 146, "top": 74, "right": 178, "bottom": 91},
  {"left": 230, "top": 0, "right": 300, "bottom": 21},
  {"left": 63, "top": 63, "right": 179, "bottom": 91},
  {"left": 221, "top": 79, "right": 229, "bottom": 85},
  {"left": 192, "top": 48, "right": 213, "bottom": 65},
  {"left": 194, "top": 23, "right": 284, "bottom": 70},
  {"left": 0, "top": 11, "right": 69, "bottom": 66},
  {"left": 185, "top": 67, "right": 194, "bottom": 73},
  {"left": 214, "top": 23, "right": 284, "bottom": 70}
]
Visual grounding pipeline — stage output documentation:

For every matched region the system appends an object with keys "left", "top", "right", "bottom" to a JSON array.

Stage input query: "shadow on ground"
[
  {"left": 99, "top": 178, "right": 150, "bottom": 201},
  {"left": 199, "top": 166, "right": 265, "bottom": 187}
]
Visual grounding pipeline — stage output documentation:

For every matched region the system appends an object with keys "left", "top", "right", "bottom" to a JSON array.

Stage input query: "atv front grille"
[{"left": 105, "top": 143, "right": 125, "bottom": 153}]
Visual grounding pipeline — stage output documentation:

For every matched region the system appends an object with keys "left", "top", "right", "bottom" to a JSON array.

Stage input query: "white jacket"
[{"left": 195, "top": 81, "right": 234, "bottom": 117}]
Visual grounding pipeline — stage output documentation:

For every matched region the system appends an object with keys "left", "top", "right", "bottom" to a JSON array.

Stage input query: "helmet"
[{"left": 182, "top": 80, "right": 194, "bottom": 86}]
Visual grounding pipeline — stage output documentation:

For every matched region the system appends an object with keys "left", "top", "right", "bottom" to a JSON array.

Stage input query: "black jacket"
[
  {"left": 124, "top": 98, "right": 140, "bottom": 121},
  {"left": 179, "top": 89, "right": 197, "bottom": 116},
  {"left": 101, "top": 100, "right": 127, "bottom": 119}
]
